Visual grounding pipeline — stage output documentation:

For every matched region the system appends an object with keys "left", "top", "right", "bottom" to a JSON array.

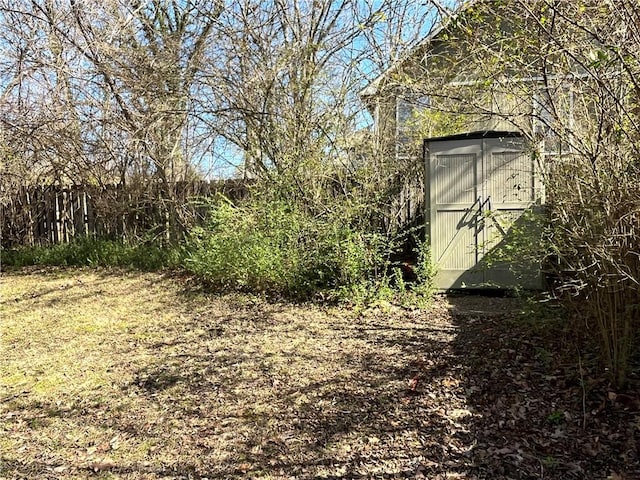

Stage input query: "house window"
[
  {"left": 396, "top": 95, "right": 429, "bottom": 159},
  {"left": 532, "top": 90, "right": 554, "bottom": 135},
  {"left": 533, "top": 83, "right": 574, "bottom": 154},
  {"left": 396, "top": 96, "right": 430, "bottom": 128},
  {"left": 397, "top": 98, "right": 414, "bottom": 126}
]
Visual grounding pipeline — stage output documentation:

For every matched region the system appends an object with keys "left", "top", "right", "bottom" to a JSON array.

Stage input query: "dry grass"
[
  {"left": 4, "top": 268, "right": 635, "bottom": 479},
  {"left": 0, "top": 268, "right": 460, "bottom": 479}
]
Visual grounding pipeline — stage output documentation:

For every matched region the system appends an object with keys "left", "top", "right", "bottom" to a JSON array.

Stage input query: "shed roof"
[{"left": 425, "top": 130, "right": 523, "bottom": 143}]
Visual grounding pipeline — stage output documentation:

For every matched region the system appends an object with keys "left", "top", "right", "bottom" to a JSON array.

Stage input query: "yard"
[{"left": 1, "top": 268, "right": 637, "bottom": 479}]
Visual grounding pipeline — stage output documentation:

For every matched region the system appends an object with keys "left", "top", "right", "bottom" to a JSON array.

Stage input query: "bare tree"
[
  {"left": 196, "top": 0, "right": 450, "bottom": 234},
  {"left": 203, "top": 0, "right": 356, "bottom": 181},
  {"left": 0, "top": 0, "right": 223, "bottom": 238}
]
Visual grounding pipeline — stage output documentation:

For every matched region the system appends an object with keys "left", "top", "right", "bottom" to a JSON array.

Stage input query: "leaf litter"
[{"left": 0, "top": 268, "right": 638, "bottom": 479}]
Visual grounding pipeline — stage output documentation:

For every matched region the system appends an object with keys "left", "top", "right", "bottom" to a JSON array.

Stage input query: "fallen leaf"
[
  {"left": 494, "top": 447, "right": 512, "bottom": 455},
  {"left": 109, "top": 435, "right": 121, "bottom": 450},
  {"left": 608, "top": 473, "right": 626, "bottom": 480},
  {"left": 449, "top": 408, "right": 472, "bottom": 419}
]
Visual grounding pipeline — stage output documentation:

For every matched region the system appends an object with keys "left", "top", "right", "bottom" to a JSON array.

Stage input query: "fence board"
[{"left": 1, "top": 180, "right": 249, "bottom": 248}]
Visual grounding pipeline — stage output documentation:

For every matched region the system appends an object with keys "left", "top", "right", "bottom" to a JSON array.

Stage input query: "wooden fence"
[{"left": 0, "top": 180, "right": 249, "bottom": 248}]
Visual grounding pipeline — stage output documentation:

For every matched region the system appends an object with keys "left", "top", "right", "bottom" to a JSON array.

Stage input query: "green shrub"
[
  {"left": 183, "top": 197, "right": 391, "bottom": 299},
  {"left": 183, "top": 196, "right": 437, "bottom": 304},
  {"left": 1, "top": 238, "right": 183, "bottom": 271},
  {"left": 410, "top": 240, "right": 437, "bottom": 303},
  {"left": 1, "top": 198, "right": 437, "bottom": 307}
]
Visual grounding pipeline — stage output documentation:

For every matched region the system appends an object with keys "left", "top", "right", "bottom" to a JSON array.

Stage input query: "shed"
[{"left": 424, "top": 131, "right": 543, "bottom": 290}]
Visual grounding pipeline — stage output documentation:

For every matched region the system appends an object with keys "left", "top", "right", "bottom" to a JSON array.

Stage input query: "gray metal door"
[{"left": 425, "top": 134, "right": 540, "bottom": 289}]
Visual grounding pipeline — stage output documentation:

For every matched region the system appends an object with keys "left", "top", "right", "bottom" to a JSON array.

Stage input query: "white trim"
[{"left": 448, "top": 72, "right": 598, "bottom": 88}]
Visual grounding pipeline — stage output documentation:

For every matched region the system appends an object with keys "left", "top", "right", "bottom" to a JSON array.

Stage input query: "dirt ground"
[{"left": 1, "top": 268, "right": 638, "bottom": 479}]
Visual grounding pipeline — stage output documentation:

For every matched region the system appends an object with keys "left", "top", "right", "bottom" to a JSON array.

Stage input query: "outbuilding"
[{"left": 424, "top": 131, "right": 543, "bottom": 290}]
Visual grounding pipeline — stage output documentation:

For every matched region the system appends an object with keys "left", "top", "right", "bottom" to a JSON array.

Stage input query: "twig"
[{"left": 578, "top": 350, "right": 587, "bottom": 430}]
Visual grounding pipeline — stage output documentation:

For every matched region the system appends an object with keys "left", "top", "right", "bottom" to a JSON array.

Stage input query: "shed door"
[{"left": 426, "top": 136, "right": 539, "bottom": 289}]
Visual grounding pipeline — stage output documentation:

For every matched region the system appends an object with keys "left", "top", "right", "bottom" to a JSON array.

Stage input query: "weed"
[
  {"left": 547, "top": 410, "right": 564, "bottom": 425},
  {"left": 542, "top": 455, "right": 558, "bottom": 469},
  {"left": 534, "top": 346, "right": 553, "bottom": 367}
]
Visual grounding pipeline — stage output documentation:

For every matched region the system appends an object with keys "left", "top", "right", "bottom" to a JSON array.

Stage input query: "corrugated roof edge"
[{"left": 424, "top": 130, "right": 522, "bottom": 143}]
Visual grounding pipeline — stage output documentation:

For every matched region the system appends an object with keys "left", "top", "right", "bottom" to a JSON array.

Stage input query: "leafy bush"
[
  {"left": 183, "top": 197, "right": 390, "bottom": 299},
  {"left": 183, "top": 196, "right": 436, "bottom": 303},
  {"left": 479, "top": 207, "right": 548, "bottom": 290},
  {"left": 412, "top": 240, "right": 438, "bottom": 299}
]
